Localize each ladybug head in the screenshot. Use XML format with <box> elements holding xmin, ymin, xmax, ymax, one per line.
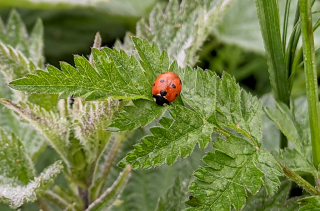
<box><xmin>153</xmin><ymin>94</ymin><xmax>169</xmax><ymax>106</ymax></box>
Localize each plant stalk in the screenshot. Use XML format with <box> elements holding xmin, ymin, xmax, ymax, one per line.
<box><xmin>278</xmin><ymin>161</ymin><xmax>320</xmax><ymax>195</ymax></box>
<box><xmin>299</xmin><ymin>0</ymin><xmax>320</xmax><ymax>167</ymax></box>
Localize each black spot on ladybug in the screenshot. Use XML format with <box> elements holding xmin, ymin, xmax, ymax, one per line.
<box><xmin>180</xmin><ymin>80</ymin><xmax>182</xmax><ymax>84</ymax></box>
<box><xmin>160</xmin><ymin>90</ymin><xmax>167</xmax><ymax>96</ymax></box>
<box><xmin>189</xmin><ymin>195</ymin><xmax>193</xmax><ymax>200</ymax></box>
<box><xmin>160</xmin><ymin>80</ymin><xmax>164</xmax><ymax>83</ymax></box>
<box><xmin>153</xmin><ymin>83</ymin><xmax>155</xmax><ymax>86</ymax></box>
<box><xmin>172</xmin><ymin>84</ymin><xmax>176</xmax><ymax>88</ymax></box>
<box><xmin>175</xmin><ymin>94</ymin><xmax>178</xmax><ymax>97</ymax></box>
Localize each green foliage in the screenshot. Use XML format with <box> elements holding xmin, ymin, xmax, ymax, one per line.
<box><xmin>0</xmin><ymin>160</ymin><xmax>63</xmax><ymax>209</ymax></box>
<box><xmin>2</xmin><ymin>0</ymin><xmax>320</xmax><ymax>209</ymax></box>
<box><xmin>299</xmin><ymin>196</ymin><xmax>320</xmax><ymax>211</ymax></box>
<box><xmin>86</xmin><ymin>165</ymin><xmax>131</xmax><ymax>211</ymax></box>
<box><xmin>107</xmin><ymin>99</ymin><xmax>167</xmax><ymax>132</ymax></box>
<box><xmin>123</xmin><ymin>0</ymin><xmax>236</xmax><ymax>67</ymax></box>
<box><xmin>0</xmin><ymin>99</ymin><xmax>71</xmax><ymax>166</ymax></box>
<box><xmin>0</xmin><ymin>127</ymin><xmax>35</xmax><ymax>185</ymax></box>
<box><xmin>155</xmin><ymin>176</ymin><xmax>186</xmax><ymax>211</ymax></box>
<box><xmin>241</xmin><ymin>180</ymin><xmax>299</xmax><ymax>211</ymax></box>
<box><xmin>119</xmin><ymin>105</ymin><xmax>213</xmax><ymax>169</ymax></box>
<box><xmin>264</xmin><ymin>102</ymin><xmax>313</xmax><ymax>163</ymax></box>
<box><xmin>255</xmin><ymin>0</ymin><xmax>290</xmax><ymax>106</ymax></box>
<box><xmin>186</xmin><ymin>136</ymin><xmax>282</xmax><ymax>210</ymax></box>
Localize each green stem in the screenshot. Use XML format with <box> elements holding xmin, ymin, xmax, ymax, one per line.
<box><xmin>299</xmin><ymin>0</ymin><xmax>320</xmax><ymax>167</ymax></box>
<box><xmin>278</xmin><ymin>161</ymin><xmax>320</xmax><ymax>195</ymax></box>
<box><xmin>43</xmin><ymin>191</ymin><xmax>71</xmax><ymax>210</ymax></box>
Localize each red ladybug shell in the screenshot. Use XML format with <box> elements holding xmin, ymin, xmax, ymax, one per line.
<box><xmin>152</xmin><ymin>72</ymin><xmax>182</xmax><ymax>106</ymax></box>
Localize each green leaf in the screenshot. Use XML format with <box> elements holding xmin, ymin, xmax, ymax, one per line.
<box><xmin>254</xmin><ymin>0</ymin><xmax>290</xmax><ymax>105</ymax></box>
<box><xmin>0</xmin><ymin>72</ymin><xmax>46</xmax><ymax>160</ymax></box>
<box><xmin>0</xmin><ymin>99</ymin><xmax>71</xmax><ymax>166</ymax></box>
<box><xmin>29</xmin><ymin>18</ymin><xmax>44</xmax><ymax>68</ymax></box>
<box><xmin>107</xmin><ymin>99</ymin><xmax>167</xmax><ymax>132</ymax></box>
<box><xmin>155</xmin><ymin>176</ymin><xmax>186</xmax><ymax>211</ymax></box>
<box><xmin>9</xmin><ymin>37</ymin><xmax>168</xmax><ymax>101</ymax></box>
<box><xmin>299</xmin><ymin>196</ymin><xmax>320</xmax><ymax>211</ymax></box>
<box><xmin>132</xmin><ymin>0</ymin><xmax>236</xmax><ymax>66</ymax></box>
<box><xmin>109</xmin><ymin>128</ymin><xmax>208</xmax><ymax>211</ymax></box>
<box><xmin>273</xmin><ymin>148</ymin><xmax>317</xmax><ymax>177</ymax></box>
<box><xmin>0</xmin><ymin>160</ymin><xmax>63</xmax><ymax>209</ymax></box>
<box><xmin>86</xmin><ymin>165</ymin><xmax>131</xmax><ymax>211</ymax></box>
<box><xmin>177</xmin><ymin>67</ymin><xmax>216</xmax><ymax>122</ymax></box>
<box><xmin>0</xmin><ymin>127</ymin><xmax>35</xmax><ymax>184</ymax></box>
<box><xmin>4</xmin><ymin>10</ymin><xmax>28</xmax><ymax>57</ymax></box>
<box><xmin>119</xmin><ymin>105</ymin><xmax>213</xmax><ymax>169</ymax></box>
<box><xmin>0</xmin><ymin>42</ymin><xmax>34</xmax><ymax>80</ymax></box>
<box><xmin>241</xmin><ymin>180</ymin><xmax>299</xmax><ymax>211</ymax></box>
<box><xmin>216</xmin><ymin>73</ymin><xmax>262</xmax><ymax>146</ymax></box>
<box><xmin>74</xmin><ymin>99</ymin><xmax>121</xmax><ymax>163</ymax></box>
<box><xmin>264</xmin><ymin>102</ymin><xmax>312</xmax><ymax>162</ymax></box>
<box><xmin>186</xmin><ymin>135</ymin><xmax>282</xmax><ymax>210</ymax></box>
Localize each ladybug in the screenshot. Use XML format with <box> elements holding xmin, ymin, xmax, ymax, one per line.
<box><xmin>152</xmin><ymin>72</ymin><xmax>182</xmax><ymax>106</ymax></box>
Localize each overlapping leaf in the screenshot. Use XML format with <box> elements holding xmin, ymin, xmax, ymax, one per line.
<box><xmin>122</xmin><ymin>0</ymin><xmax>236</xmax><ymax>67</ymax></box>
<box><xmin>0</xmin><ymin>160</ymin><xmax>63</xmax><ymax>209</ymax></box>
<box><xmin>273</xmin><ymin>148</ymin><xmax>317</xmax><ymax>177</ymax></box>
<box><xmin>0</xmin><ymin>10</ymin><xmax>44</xmax><ymax>70</ymax></box>
<box><xmin>119</xmin><ymin>105</ymin><xmax>213</xmax><ymax>169</ymax></box>
<box><xmin>9</xmin><ymin>37</ymin><xmax>170</xmax><ymax>101</ymax></box>
<box><xmin>264</xmin><ymin>102</ymin><xmax>312</xmax><ymax>162</ymax></box>
<box><xmin>186</xmin><ymin>135</ymin><xmax>282</xmax><ymax>210</ymax></box>
<box><xmin>74</xmin><ymin>99</ymin><xmax>122</xmax><ymax>162</ymax></box>
<box><xmin>241</xmin><ymin>180</ymin><xmax>299</xmax><ymax>211</ymax></box>
<box><xmin>155</xmin><ymin>176</ymin><xmax>186</xmax><ymax>211</ymax></box>
<box><xmin>299</xmin><ymin>196</ymin><xmax>320</xmax><ymax>211</ymax></box>
<box><xmin>107</xmin><ymin>99</ymin><xmax>167</xmax><ymax>132</ymax></box>
<box><xmin>0</xmin><ymin>99</ymin><xmax>71</xmax><ymax>166</ymax></box>
<box><xmin>0</xmin><ymin>127</ymin><xmax>34</xmax><ymax>185</ymax></box>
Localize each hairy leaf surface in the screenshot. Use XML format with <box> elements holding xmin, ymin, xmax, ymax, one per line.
<box><xmin>119</xmin><ymin>106</ymin><xmax>213</xmax><ymax>169</ymax></box>
<box><xmin>0</xmin><ymin>99</ymin><xmax>71</xmax><ymax>166</ymax></box>
<box><xmin>0</xmin><ymin>160</ymin><xmax>62</xmax><ymax>209</ymax></box>
<box><xmin>299</xmin><ymin>196</ymin><xmax>320</xmax><ymax>211</ymax></box>
<box><xmin>186</xmin><ymin>135</ymin><xmax>282</xmax><ymax>210</ymax></box>
<box><xmin>0</xmin><ymin>128</ymin><xmax>35</xmax><ymax>185</ymax></box>
<box><xmin>241</xmin><ymin>180</ymin><xmax>299</xmax><ymax>211</ymax></box>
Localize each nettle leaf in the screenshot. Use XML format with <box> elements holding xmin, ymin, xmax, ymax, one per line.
<box><xmin>299</xmin><ymin>196</ymin><xmax>320</xmax><ymax>211</ymax></box>
<box><xmin>0</xmin><ymin>99</ymin><xmax>71</xmax><ymax>166</ymax></box>
<box><xmin>0</xmin><ymin>160</ymin><xmax>63</xmax><ymax>209</ymax></box>
<box><xmin>155</xmin><ymin>176</ymin><xmax>186</xmax><ymax>211</ymax></box>
<box><xmin>186</xmin><ymin>135</ymin><xmax>282</xmax><ymax>210</ymax></box>
<box><xmin>0</xmin><ymin>42</ymin><xmax>36</xmax><ymax>80</ymax></box>
<box><xmin>0</xmin><ymin>127</ymin><xmax>35</xmax><ymax>185</ymax></box>
<box><xmin>119</xmin><ymin>105</ymin><xmax>213</xmax><ymax>169</ymax></box>
<box><xmin>0</xmin><ymin>10</ymin><xmax>44</xmax><ymax>64</ymax></box>
<box><xmin>264</xmin><ymin>102</ymin><xmax>312</xmax><ymax>162</ymax></box>
<box><xmin>107</xmin><ymin>99</ymin><xmax>167</xmax><ymax>132</ymax></box>
<box><xmin>273</xmin><ymin>148</ymin><xmax>317</xmax><ymax>177</ymax></box>
<box><xmin>241</xmin><ymin>180</ymin><xmax>299</xmax><ymax>211</ymax></box>
<box><xmin>0</xmin><ymin>72</ymin><xmax>46</xmax><ymax>160</ymax></box>
<box><xmin>9</xmin><ymin>37</ymin><xmax>172</xmax><ymax>101</ymax></box>
<box><xmin>216</xmin><ymin>73</ymin><xmax>262</xmax><ymax>146</ymax></box>
<box><xmin>127</xmin><ymin>0</ymin><xmax>236</xmax><ymax>67</ymax></box>
<box><xmin>74</xmin><ymin>99</ymin><xmax>122</xmax><ymax>162</ymax></box>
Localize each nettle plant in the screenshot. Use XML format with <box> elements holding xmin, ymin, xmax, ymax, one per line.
<box><xmin>1</xmin><ymin>0</ymin><xmax>320</xmax><ymax>210</ymax></box>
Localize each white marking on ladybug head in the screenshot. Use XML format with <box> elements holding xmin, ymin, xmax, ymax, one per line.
<box><xmin>153</xmin><ymin>98</ymin><xmax>156</xmax><ymax>102</ymax></box>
